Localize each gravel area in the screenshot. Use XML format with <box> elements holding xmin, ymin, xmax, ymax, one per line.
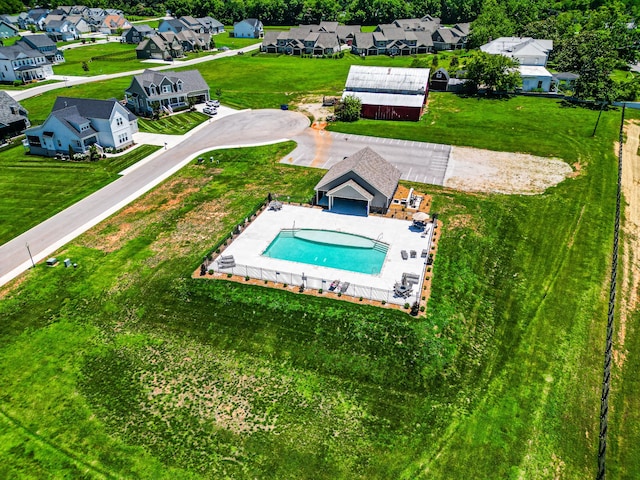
<box><xmin>444</xmin><ymin>146</ymin><xmax>573</xmax><ymax>194</ymax></box>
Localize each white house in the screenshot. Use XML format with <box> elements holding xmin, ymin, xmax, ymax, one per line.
<box><xmin>518</xmin><ymin>66</ymin><xmax>553</xmax><ymax>92</ymax></box>
<box><xmin>233</xmin><ymin>18</ymin><xmax>264</xmax><ymax>38</ymax></box>
<box><xmin>480</xmin><ymin>37</ymin><xmax>553</xmax><ymax>66</ymax></box>
<box><xmin>0</xmin><ymin>44</ymin><xmax>53</xmax><ymax>83</ymax></box>
<box><xmin>24</xmin><ymin>97</ymin><xmax>138</xmax><ymax>157</ymax></box>
<box><xmin>45</xmin><ymin>19</ymin><xmax>80</xmax><ymax>41</ymax></box>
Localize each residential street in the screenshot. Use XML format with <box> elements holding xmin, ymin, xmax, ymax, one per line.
<box><xmin>0</xmin><ymin>109</ymin><xmax>309</xmax><ymax>286</ymax></box>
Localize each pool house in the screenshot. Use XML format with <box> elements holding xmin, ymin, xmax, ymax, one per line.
<box><xmin>314</xmin><ymin>147</ymin><xmax>401</xmax><ymax>216</ymax></box>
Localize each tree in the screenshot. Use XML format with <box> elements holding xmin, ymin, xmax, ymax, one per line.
<box><xmin>554</xmin><ymin>31</ymin><xmax>618</xmax><ymax>102</ymax></box>
<box><xmin>465</xmin><ymin>52</ymin><xmax>521</xmax><ymax>94</ymax></box>
<box><xmin>81</xmin><ymin>61</ymin><xmax>89</xmax><ymax>72</ymax></box>
<box><xmin>336</xmin><ymin>95</ymin><xmax>361</xmax><ymax>122</ymax></box>
<box><xmin>468</xmin><ymin>0</ymin><xmax>515</xmax><ymax>48</ymax></box>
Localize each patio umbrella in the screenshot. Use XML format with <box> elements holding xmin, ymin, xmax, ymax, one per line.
<box><xmin>412</xmin><ymin>212</ymin><xmax>429</xmax><ymax>222</ymax></box>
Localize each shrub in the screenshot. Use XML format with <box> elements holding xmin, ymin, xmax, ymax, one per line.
<box><xmin>264</xmin><ymin>280</ymin><xmax>268</xmax><ymax>284</ymax></box>
<box><xmin>245</xmin><ymin>276</ymin><xmax>250</xmax><ymax>281</ymax></box>
<box><xmin>404</xmin><ymin>303</ymin><xmax>410</xmax><ymax>309</ymax></box>
<box><xmin>359</xmin><ymin>296</ymin><xmax>363</xmax><ymax>301</ymax></box>
<box><xmin>381</xmin><ymin>300</ymin><xmax>386</xmax><ymax>305</ymax></box>
<box><xmin>226</xmin><ymin>273</ymin><xmax>232</xmax><ymax>278</ymax></box>
<box><xmin>208</xmin><ymin>269</ymin><xmax>213</xmax><ymax>275</ymax></box>
<box><xmin>318</xmin><ymin>288</ymin><xmax>323</xmax><ymax>294</ymax></box>
<box><xmin>420</xmin><ymin>306</ymin><xmax>425</xmax><ymax>312</ymax></box>
<box><xmin>283</xmin><ymin>283</ymin><xmax>288</xmax><ymax>288</ymax></box>
<box><xmin>337</xmin><ymin>292</ymin><xmax>342</xmax><ymax>297</ymax></box>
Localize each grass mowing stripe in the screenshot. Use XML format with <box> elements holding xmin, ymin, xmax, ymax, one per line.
<box><xmin>0</xmin><ymin>409</ymin><xmax>115</xmax><ymax>479</ymax></box>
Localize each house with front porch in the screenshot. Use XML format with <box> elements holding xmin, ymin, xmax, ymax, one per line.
<box><xmin>125</xmin><ymin>69</ymin><xmax>210</xmax><ymax>116</ymax></box>
<box><xmin>0</xmin><ymin>44</ymin><xmax>53</xmax><ymax>83</ymax></box>
<box><xmin>24</xmin><ymin>96</ymin><xmax>138</xmax><ymax>157</ymax></box>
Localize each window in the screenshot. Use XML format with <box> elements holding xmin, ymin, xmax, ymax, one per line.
<box><xmin>116</xmin><ymin>117</ymin><xmax>123</xmax><ymax>126</ymax></box>
<box><xmin>537</xmin><ymin>80</ymin><xmax>543</xmax><ymax>89</ymax></box>
<box><xmin>162</xmin><ymin>84</ymin><xmax>171</xmax><ymax>93</ymax></box>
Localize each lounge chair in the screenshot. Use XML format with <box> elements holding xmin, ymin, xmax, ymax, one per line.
<box><xmin>329</xmin><ymin>279</ymin><xmax>340</xmax><ymax>291</ymax></box>
<box><xmin>340</xmin><ymin>282</ymin><xmax>350</xmax><ymax>293</ymax></box>
<box><xmin>410</xmin><ymin>250</ymin><xmax>417</xmax><ymax>258</ymax></box>
<box><xmin>421</xmin><ymin>249</ymin><xmax>428</xmax><ymax>258</ymax></box>
<box><xmin>401</xmin><ymin>250</ymin><xmax>408</xmax><ymax>260</ymax></box>
<box><xmin>403</xmin><ymin>273</ymin><xmax>420</xmax><ymax>285</ymax></box>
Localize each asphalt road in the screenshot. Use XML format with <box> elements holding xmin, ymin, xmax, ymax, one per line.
<box><xmin>0</xmin><ymin>109</ymin><xmax>310</xmax><ymax>286</ymax></box>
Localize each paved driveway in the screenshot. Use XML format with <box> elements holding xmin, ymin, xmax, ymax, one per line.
<box><xmin>284</xmin><ymin>129</ymin><xmax>451</xmax><ymax>186</ymax></box>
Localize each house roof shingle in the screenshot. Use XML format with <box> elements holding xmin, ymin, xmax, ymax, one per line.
<box><xmin>316</xmin><ymin>147</ymin><xmax>401</xmax><ymax>200</ymax></box>
<box><xmin>0</xmin><ymin>91</ymin><xmax>28</xmax><ymax>127</ymax></box>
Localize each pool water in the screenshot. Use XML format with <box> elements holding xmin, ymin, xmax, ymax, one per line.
<box><xmin>263</xmin><ymin>229</ymin><xmax>388</xmax><ymax>274</ymax></box>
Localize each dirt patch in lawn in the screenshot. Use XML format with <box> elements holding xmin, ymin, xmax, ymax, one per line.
<box><xmin>79</xmin><ymin>175</ymin><xmax>214</xmax><ymax>253</ymax></box>
<box><xmin>445</xmin><ymin>146</ymin><xmax>573</xmax><ymax>195</ymax></box>
<box><xmin>295</xmin><ymin>95</ymin><xmax>335</xmax><ymax>123</ymax></box>
<box><xmin>614</xmin><ymin>120</ymin><xmax>640</xmax><ymax>368</ymax></box>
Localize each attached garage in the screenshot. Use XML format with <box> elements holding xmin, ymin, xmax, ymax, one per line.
<box><xmin>315</xmin><ymin>147</ymin><xmax>401</xmax><ymax>216</ymax></box>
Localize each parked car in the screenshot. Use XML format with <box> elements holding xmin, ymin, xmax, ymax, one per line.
<box><xmin>206</xmin><ymin>99</ymin><xmax>220</xmax><ymax>108</ymax></box>
<box><xmin>203</xmin><ymin>107</ymin><xmax>217</xmax><ymax>115</ymax></box>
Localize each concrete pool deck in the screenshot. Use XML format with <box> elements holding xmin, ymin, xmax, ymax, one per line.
<box><xmin>214</xmin><ymin>205</ymin><xmax>435</xmax><ymax>305</ymax></box>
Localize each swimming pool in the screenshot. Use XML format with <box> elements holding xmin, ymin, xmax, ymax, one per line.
<box><xmin>262</xmin><ymin>229</ymin><xmax>388</xmax><ymax>274</ymax></box>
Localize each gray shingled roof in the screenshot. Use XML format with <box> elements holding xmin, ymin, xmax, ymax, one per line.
<box><xmin>52</xmin><ymin>96</ymin><xmax>121</xmax><ymax>119</ymax></box>
<box><xmin>51</xmin><ymin>105</ymin><xmax>98</xmax><ymax>138</ymax></box>
<box><xmin>0</xmin><ymin>44</ymin><xmax>44</xmax><ymax>61</ymax></box>
<box><xmin>19</xmin><ymin>34</ymin><xmax>56</xmax><ymax>48</ymax></box>
<box><xmin>132</xmin><ymin>69</ymin><xmax>209</xmax><ymax>96</ymax></box>
<box><xmin>353</xmin><ymin>32</ymin><xmax>374</xmax><ymax>48</ymax></box>
<box><xmin>315</xmin><ymin>147</ymin><xmax>401</xmax><ymax>199</ymax></box>
<box><xmin>261</xmin><ymin>30</ymin><xmax>279</xmax><ymax>46</ymax></box>
<box><xmin>0</xmin><ymin>91</ymin><xmax>28</xmax><ymax>127</ymax></box>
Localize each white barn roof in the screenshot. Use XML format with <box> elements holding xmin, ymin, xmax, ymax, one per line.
<box><xmin>344</xmin><ymin>65</ymin><xmax>430</xmax><ymax>94</ymax></box>
<box><xmin>342</xmin><ymin>91</ymin><xmax>425</xmax><ymax>108</ymax></box>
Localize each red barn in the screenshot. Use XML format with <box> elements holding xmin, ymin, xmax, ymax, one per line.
<box><xmin>341</xmin><ymin>65</ymin><xmax>430</xmax><ymax>122</ymax></box>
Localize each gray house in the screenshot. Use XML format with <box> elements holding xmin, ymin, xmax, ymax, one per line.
<box><xmin>125</xmin><ymin>69</ymin><xmax>210</xmax><ymax>116</ymax></box>
<box><xmin>315</xmin><ymin>147</ymin><xmax>401</xmax><ymax>216</ymax></box>
<box><xmin>123</xmin><ymin>24</ymin><xmax>155</xmax><ymax>44</ymax></box>
<box><xmin>0</xmin><ymin>91</ymin><xmax>30</xmax><ymax>138</ymax></box>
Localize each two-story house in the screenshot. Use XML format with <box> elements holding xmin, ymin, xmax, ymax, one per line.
<box><xmin>0</xmin><ymin>44</ymin><xmax>53</xmax><ymax>83</ymax></box>
<box><xmin>24</xmin><ymin>97</ymin><xmax>138</xmax><ymax>157</ymax></box>
<box><xmin>125</xmin><ymin>69</ymin><xmax>210</xmax><ymax>116</ymax></box>
<box><xmin>233</xmin><ymin>18</ymin><xmax>264</xmax><ymax>38</ymax></box>
<box><xmin>17</xmin><ymin>35</ymin><xmax>65</xmax><ymax>64</ymax></box>
<box><xmin>123</xmin><ymin>24</ymin><xmax>155</xmax><ymax>44</ymax></box>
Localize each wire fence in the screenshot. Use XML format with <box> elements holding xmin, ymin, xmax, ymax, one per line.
<box><xmin>209</xmin><ymin>263</ymin><xmax>421</xmax><ymax>306</ymax></box>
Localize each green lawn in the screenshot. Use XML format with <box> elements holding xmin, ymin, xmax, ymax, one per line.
<box><xmin>214</xmin><ymin>30</ymin><xmax>263</xmax><ymax>50</ymax></box>
<box><xmin>137</xmin><ymin>111</ymin><xmax>209</xmax><ymax>134</ymax></box>
<box><xmin>0</xmin><ymin>96</ymin><xmax>639</xmax><ymax>479</ymax></box>
<box><xmin>53</xmin><ymin>42</ymin><xmax>149</xmax><ymax>77</ymax></box>
<box><xmin>0</xmin><ymin>143</ymin><xmax>160</xmax><ymax>244</ymax></box>
<box><xmin>20</xmin><ymin>53</ymin><xmax>424</xmax><ymax>120</ymax></box>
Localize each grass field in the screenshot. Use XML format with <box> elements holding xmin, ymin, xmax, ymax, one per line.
<box><xmin>214</xmin><ymin>31</ymin><xmax>263</xmax><ymax>50</ymax></box>
<box><xmin>0</xmin><ymin>144</ymin><xmax>160</xmax><ymax>244</ymax></box>
<box><xmin>53</xmin><ymin>42</ymin><xmax>149</xmax><ymax>77</ymax></box>
<box><xmin>137</xmin><ymin>111</ymin><xmax>209</xmax><ymax>134</ymax></box>
<box><xmin>1</xmin><ymin>91</ymin><xmax>639</xmax><ymax>479</ymax></box>
<box><xmin>19</xmin><ymin>52</ymin><xmax>422</xmax><ymax>118</ymax></box>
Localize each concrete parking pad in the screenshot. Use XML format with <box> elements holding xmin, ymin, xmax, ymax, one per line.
<box><xmin>283</xmin><ymin>129</ymin><xmax>451</xmax><ymax>186</ymax></box>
